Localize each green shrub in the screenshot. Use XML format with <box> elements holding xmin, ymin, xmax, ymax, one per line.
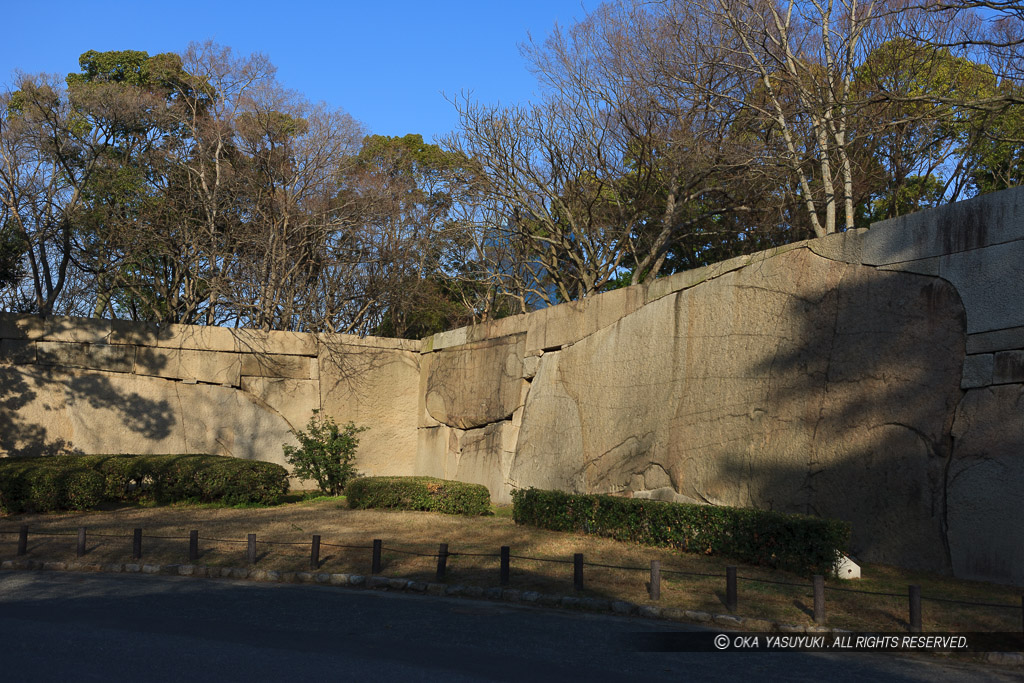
<box><xmin>511</xmin><ymin>488</ymin><xmax>850</xmax><ymax>576</ymax></box>
<box><xmin>283</xmin><ymin>412</ymin><xmax>367</xmax><ymax>496</ymax></box>
<box><xmin>0</xmin><ymin>454</ymin><xmax>289</xmax><ymax>512</ymax></box>
<box><xmin>0</xmin><ymin>457</ymin><xmax>105</xmax><ymax>513</ymax></box>
<box><xmin>347</xmin><ymin>476</ymin><xmax>491</xmax><ymax>516</ymax></box>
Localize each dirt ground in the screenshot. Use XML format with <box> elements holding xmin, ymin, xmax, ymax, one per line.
<box><xmin>2</xmin><ymin>497</ymin><xmax>1021</xmax><ymax>634</ymax></box>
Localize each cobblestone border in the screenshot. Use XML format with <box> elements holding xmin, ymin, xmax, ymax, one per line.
<box><xmin>2</xmin><ymin>557</ymin><xmax>1020</xmax><ymax>668</ymax></box>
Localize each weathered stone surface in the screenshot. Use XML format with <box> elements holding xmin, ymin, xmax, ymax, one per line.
<box><xmin>0</xmin><ymin>339</ymin><xmax>35</xmax><ymax>365</ymax></box>
<box><xmin>319</xmin><ymin>345</ymin><xmax>419</xmax><ymax>477</ymax></box>
<box><xmin>239</xmin><ymin>377</ymin><xmax>320</xmax><ymax>431</ymax></box>
<box><xmin>465</xmin><ymin>313</ymin><xmax>530</xmax><ymax>344</ymax></box>
<box><xmin>176</xmin><ymin>382</ymin><xmax>296</xmax><ymax>466</ymax></box>
<box><xmin>864</xmin><ymin>185</ymin><xmax>1024</xmax><ymax>264</ymax></box>
<box><xmin>234</xmin><ymin>328</ymin><xmax>318</xmax><ymax>356</ymax></box>
<box><xmin>881</xmin><ymin>239</ymin><xmax>1024</xmax><ymax>334</ymax></box>
<box><xmin>0</xmin><ymin>314</ymin><xmax>112</xmax><ymax>343</ymax></box>
<box><xmin>643</xmin><ymin>245</ymin><xmax>807</xmax><ymax>305</ymax></box>
<box><xmin>0</xmin><ymin>313</ymin><xmax>47</xmax><ymax>341</ymax></box>
<box><xmin>240</xmin><ymin>354</ymin><xmax>315</xmax><ymax>380</ymax></box>
<box><xmin>417</xmin><ymin>353</ymin><xmax>440</xmax><ymax>428</ymax></box>
<box><xmin>994</xmin><ymin>350</ymin><xmax>1024</xmax><ymax>384</ymax></box>
<box><xmin>510</xmin><ymin>249</ymin><xmax>966</xmax><ymax>571</ymax></box>
<box><xmin>0</xmin><ymin>365</ymin><xmax>295</xmax><ymax>465</ymax></box>
<box><xmin>949</xmin><ymin>385</ymin><xmax>1024</xmax><ymax>585</ymax></box>
<box><xmin>36</xmin><ymin>342</ymin><xmax>135</xmax><ymax>373</ymax></box>
<box><xmin>415</xmin><ymin>425</ymin><xmax>449</xmax><ymax>478</ymax></box>
<box><xmin>132</xmin><ymin>347</ymin><xmax>241</xmax><ymax>386</ymax></box>
<box><xmin>321</xmin><ymin>333</ymin><xmax>420</xmax><ymax>352</ymax></box>
<box><xmin>526</xmin><ymin>285</ymin><xmax>645</xmax><ymax>353</ymax></box>
<box><xmin>109</xmin><ymin>320</ymin><xmax>239</xmax><ymax>351</ymax></box>
<box><xmin>805</xmin><ymin>229</ymin><xmax>867</xmax><ymax>264</ymax></box>
<box><xmin>427</xmin><ymin>326</ymin><xmax>468</xmax><ymax>351</ymax></box>
<box><xmin>967</xmin><ymin>326</ymin><xmax>1024</xmax><ymax>354</ymax></box>
<box><xmin>522</xmin><ymin>355</ymin><xmax>540</xmax><ymax>380</ymax></box>
<box><xmin>424</xmin><ymin>335</ymin><xmax>525</xmax><ymax>429</ymax></box>
<box><xmin>961</xmin><ymin>354</ymin><xmax>995</xmax><ymax>389</ymax></box>
<box><xmin>442</xmin><ymin>421</ymin><xmax>518</xmax><ymax>504</ymax></box>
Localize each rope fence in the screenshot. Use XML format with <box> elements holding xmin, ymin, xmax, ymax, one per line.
<box><xmin>2</xmin><ymin>524</ymin><xmax>1021</xmax><ymax>631</ymax></box>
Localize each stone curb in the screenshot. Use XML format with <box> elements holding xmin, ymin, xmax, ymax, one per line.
<box><xmin>1</xmin><ymin>558</ymin><xmax>1020</xmax><ymax>668</ymax></box>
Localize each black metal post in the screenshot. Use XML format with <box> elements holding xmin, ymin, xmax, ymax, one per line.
<box><xmin>813</xmin><ymin>575</ymin><xmax>826</xmax><ymax>625</ymax></box>
<box><xmin>77</xmin><ymin>527</ymin><xmax>86</xmax><ymax>558</ymax></box>
<box><xmin>500</xmin><ymin>546</ymin><xmax>510</xmax><ymax>586</ymax></box>
<box><xmin>371</xmin><ymin>539</ymin><xmax>382</xmax><ymax>574</ymax></box>
<box><xmin>573</xmin><ymin>553</ymin><xmax>584</xmax><ymax>592</ymax></box>
<box><xmin>17</xmin><ymin>524</ymin><xmax>27</xmax><ymax>556</ymax></box>
<box><xmin>188</xmin><ymin>530</ymin><xmax>199</xmax><ymax>562</ymax></box>
<box><xmin>726</xmin><ymin>566</ymin><xmax>737</xmax><ymax>612</ymax></box>
<box><xmin>247</xmin><ymin>533</ymin><xmax>257</xmax><ymax>565</ymax></box>
<box><xmin>436</xmin><ymin>543</ymin><xmax>449</xmax><ymax>581</ymax></box>
<box><xmin>132</xmin><ymin>528</ymin><xmax>142</xmax><ymax>560</ymax></box>
<box><xmin>311</xmin><ymin>535</ymin><xmax>321</xmax><ymax>571</ymax></box>
<box><xmin>649</xmin><ymin>560</ymin><xmax>661</xmax><ymax>601</ymax></box>
<box><xmin>909</xmin><ymin>585</ymin><xmax>922</xmax><ymax>633</ymax></box>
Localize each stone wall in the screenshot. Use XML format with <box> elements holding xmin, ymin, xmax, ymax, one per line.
<box><xmin>415</xmin><ymin>187</ymin><xmax>1024</xmax><ymax>586</ymax></box>
<box><xmin>3</xmin><ymin>187</ymin><xmax>1022</xmax><ymax>585</ymax></box>
<box><xmin>0</xmin><ymin>317</ymin><xmax>421</xmax><ymax>478</ymax></box>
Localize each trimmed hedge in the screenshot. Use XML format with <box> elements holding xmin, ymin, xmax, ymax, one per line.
<box><xmin>511</xmin><ymin>488</ymin><xmax>850</xmax><ymax>576</ymax></box>
<box><xmin>0</xmin><ymin>454</ymin><xmax>290</xmax><ymax>513</ymax></box>
<box><xmin>347</xmin><ymin>476</ymin><xmax>491</xmax><ymax>516</ymax></box>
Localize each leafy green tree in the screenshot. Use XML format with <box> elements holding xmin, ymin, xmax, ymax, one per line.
<box><xmin>346</xmin><ymin>134</ymin><xmax>478</xmax><ymax>337</ymax></box>
<box><xmin>283</xmin><ymin>412</ymin><xmax>367</xmax><ymax>496</ymax></box>
<box><xmin>851</xmin><ymin>39</ymin><xmax>997</xmax><ymax>224</ymax></box>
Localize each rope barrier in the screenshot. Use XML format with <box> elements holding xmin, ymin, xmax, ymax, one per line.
<box><xmin>507</xmin><ymin>554</ymin><xmax>574</xmax><ymax>565</ymax></box>
<box><xmin>380</xmin><ymin>546</ymin><xmax>437</xmax><ymax>558</ymax></box>
<box><xmin>3</xmin><ymin>527</ymin><xmax>1019</xmax><ymax>612</ymax></box>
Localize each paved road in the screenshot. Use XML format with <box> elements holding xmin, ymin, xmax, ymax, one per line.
<box><xmin>0</xmin><ymin>572</ymin><xmax>1016</xmax><ymax>682</ymax></box>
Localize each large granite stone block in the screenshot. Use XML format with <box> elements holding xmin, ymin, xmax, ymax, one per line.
<box><xmin>239</xmin><ymin>377</ymin><xmax>320</xmax><ymax>431</ymax></box>
<box><xmin>240</xmin><ymin>354</ymin><xmax>315</xmax><ymax>380</ymax></box>
<box><xmin>949</xmin><ymin>385</ymin><xmax>1024</xmax><ymax>585</ymax></box>
<box><xmin>319</xmin><ymin>346</ymin><xmax>420</xmax><ymax>477</ymax></box>
<box><xmin>510</xmin><ymin>249</ymin><xmax>966</xmax><ymax>571</ymax></box>
<box><xmin>881</xmin><ymin>240</ymin><xmax>1024</xmax><ymax>334</ymax></box>
<box><xmin>863</xmin><ymin>185</ymin><xmax>1024</xmax><ymax>264</ymax></box>
<box><xmin>133</xmin><ymin>348</ymin><xmax>241</xmax><ymax>386</ymax></box>
<box><xmin>36</xmin><ymin>342</ymin><xmax>135</xmax><ymax>373</ymax></box>
<box><xmin>424</xmin><ymin>335</ymin><xmax>525</xmax><ymax>429</ymax></box>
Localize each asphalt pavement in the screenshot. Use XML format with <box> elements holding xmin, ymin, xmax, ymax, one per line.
<box><xmin>0</xmin><ymin>571</ymin><xmax>1017</xmax><ymax>682</ymax></box>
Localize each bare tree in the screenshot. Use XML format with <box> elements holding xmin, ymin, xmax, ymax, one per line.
<box><xmin>447</xmin><ymin>3</ymin><xmax>760</xmax><ymax>304</ymax></box>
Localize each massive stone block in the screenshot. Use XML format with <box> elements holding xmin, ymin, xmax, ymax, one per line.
<box><xmin>133</xmin><ymin>348</ymin><xmax>242</xmax><ymax>387</ymax></box>
<box><xmin>108</xmin><ymin>319</ymin><xmax>239</xmax><ymax>351</ymax></box>
<box><xmin>509</xmin><ymin>248</ymin><xmax>966</xmax><ymax>570</ymax></box>
<box><xmin>880</xmin><ymin>240</ymin><xmax>1024</xmax><ymax>334</ymax></box>
<box><xmin>239</xmin><ymin>377</ymin><xmax>321</xmax><ymax>431</ymax></box>
<box><xmin>949</xmin><ymin>385</ymin><xmax>1024</xmax><ymax>585</ymax></box>
<box><xmin>36</xmin><ymin>342</ymin><xmax>135</xmax><ymax>374</ymax></box>
<box><xmin>448</xmin><ymin>422</ymin><xmax>517</xmax><ymax>505</ymax></box>
<box><xmin>319</xmin><ymin>344</ymin><xmax>420</xmax><ymax>477</ymax></box>
<box><xmin>423</xmin><ymin>335</ymin><xmax>525</xmax><ymax>429</ymax></box>
<box><xmin>0</xmin><ymin>365</ymin><xmax>295</xmax><ymax>466</ymax></box>
<box><xmin>863</xmin><ymin>185</ymin><xmax>1024</xmax><ymax>264</ymax></box>
<box><xmin>525</xmin><ymin>286</ymin><xmax>646</xmax><ymax>353</ymax></box>
<box><xmin>240</xmin><ymin>353</ymin><xmax>316</xmax><ymax>380</ymax></box>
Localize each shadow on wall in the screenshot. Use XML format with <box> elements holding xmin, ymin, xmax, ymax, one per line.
<box><xmin>0</xmin><ymin>319</ymin><xmax>174</xmax><ymax>458</ymax></box>
<box><xmin>669</xmin><ymin>255</ymin><xmax>967</xmax><ymax>574</ymax></box>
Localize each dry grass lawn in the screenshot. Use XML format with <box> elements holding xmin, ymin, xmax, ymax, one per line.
<box><xmin>2</xmin><ymin>496</ymin><xmax>1021</xmax><ymax>635</ymax></box>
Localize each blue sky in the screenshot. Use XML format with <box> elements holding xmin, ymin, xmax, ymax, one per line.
<box><xmin>2</xmin><ymin>0</ymin><xmax>591</xmax><ymax>142</ymax></box>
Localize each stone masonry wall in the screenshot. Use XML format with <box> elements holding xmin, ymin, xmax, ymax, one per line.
<box><xmin>415</xmin><ymin>187</ymin><xmax>1024</xmax><ymax>586</ymax></box>
<box><xmin>0</xmin><ymin>317</ymin><xmax>421</xmax><ymax>478</ymax></box>
<box><xmin>2</xmin><ymin>187</ymin><xmax>1022</xmax><ymax>585</ymax></box>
